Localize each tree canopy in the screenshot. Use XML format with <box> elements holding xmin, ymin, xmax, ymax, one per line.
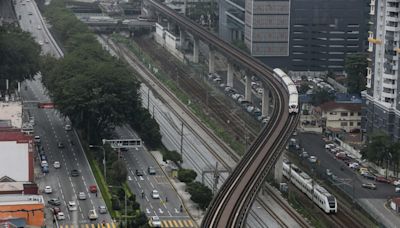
<box><xmin>361</xmin><ymin>133</ymin><xmax>400</xmax><ymax>176</ymax></box>
<box><xmin>186</xmin><ymin>181</ymin><xmax>213</xmax><ymax>210</ymax></box>
<box><xmin>0</xmin><ymin>24</ymin><xmax>41</xmax><ymax>89</ymax></box>
<box><xmin>311</xmin><ymin>89</ymin><xmax>335</xmax><ymax>106</ymax></box>
<box><xmin>345</xmin><ymin>53</ymin><xmax>367</xmax><ymax>94</ymax></box>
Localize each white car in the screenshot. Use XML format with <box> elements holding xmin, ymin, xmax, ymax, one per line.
<box><xmin>64</xmin><ymin>124</ymin><xmax>72</xmax><ymax>131</ymax></box>
<box><xmin>308</xmin><ymin>156</ymin><xmax>317</xmax><ymax>163</ymax></box>
<box><xmin>151</xmin><ymin>190</ymin><xmax>160</xmax><ymax>199</ymax></box>
<box><xmin>68</xmin><ymin>201</ymin><xmax>77</xmax><ymax>211</ymax></box>
<box><xmin>37</xmin><ymin>25</ymin><xmax>41</xmax><ymax>30</ymax></box>
<box><xmin>38</xmin><ymin>41</ymin><xmax>44</xmax><ymax>46</ymax></box>
<box><xmin>56</xmin><ymin>212</ymin><xmax>65</xmax><ymax>220</ymax></box>
<box><xmin>150</xmin><ymin>216</ymin><xmax>161</xmax><ymax>227</ymax></box>
<box><xmin>78</xmin><ymin>192</ymin><xmax>86</xmax><ymax>200</ymax></box>
<box><xmin>44</xmin><ymin>186</ymin><xmax>52</xmax><ymax>194</ymax></box>
<box><xmin>41</xmin><ymin>160</ymin><xmax>48</xmax><ymax>168</ymax></box>
<box><xmin>53</xmin><ymin>161</ymin><xmax>60</xmax><ymax>169</ymax></box>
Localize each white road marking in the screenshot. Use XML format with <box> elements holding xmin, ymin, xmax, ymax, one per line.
<box><xmin>167</xmin><ymin>211</ymin><xmax>172</xmax><ymax>216</ymax></box>
<box><xmin>137</xmin><ymin>182</ymin><xmax>142</xmax><ymax>188</ymax></box>
<box><xmin>158</xmin><ymin>208</ymin><xmax>163</xmax><ymax>214</ymax></box>
<box><xmin>146</xmin><ymin>208</ymin><xmax>151</xmax><ymax>214</ymax></box>
<box><xmin>175</xmin><ymin>208</ymin><xmax>179</xmax><ymax>213</ymax></box>
<box><xmin>140</xmin><ymin>176</ymin><xmax>144</xmax><ymax>181</ymax></box>
<box><xmin>149</xmin><ymin>182</ymin><xmax>154</xmax><ymax>188</ymax></box>
<box><xmin>128</xmin><ymin>176</ymin><xmax>132</xmax><ymax>181</ymax></box>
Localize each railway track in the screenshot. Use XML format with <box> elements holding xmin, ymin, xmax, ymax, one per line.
<box><xmin>135</xmin><ymin>37</ymin><xmax>259</xmax><ymax>144</ymax></box>
<box><xmin>110</xmin><ymin>39</ymin><xmax>300</xmax><ymax>227</ymax></box>
<box><xmin>145</xmin><ymin>1</ymin><xmax>300</xmax><ymax>227</ymax></box>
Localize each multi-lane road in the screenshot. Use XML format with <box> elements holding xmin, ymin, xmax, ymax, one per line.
<box><xmin>14</xmin><ymin>0</ymin><xmax>114</xmax><ymax>227</ymax></box>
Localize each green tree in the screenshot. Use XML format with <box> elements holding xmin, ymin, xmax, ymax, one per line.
<box><xmin>0</xmin><ymin>24</ymin><xmax>40</xmax><ymax>89</ymax></box>
<box><xmin>163</xmin><ymin>150</ymin><xmax>182</xmax><ymax>164</ymax></box>
<box><xmin>186</xmin><ymin>181</ymin><xmax>213</xmax><ymax>210</ymax></box>
<box><xmin>311</xmin><ymin>89</ymin><xmax>334</xmax><ymax>106</ymax></box>
<box><xmin>178</xmin><ymin>169</ymin><xmax>198</xmax><ymax>183</ymax></box>
<box><xmin>361</xmin><ymin>133</ymin><xmax>391</xmax><ymax>166</ymax></box>
<box><xmin>110</xmin><ymin>160</ymin><xmax>128</xmax><ymax>185</ymax></box>
<box><xmin>345</xmin><ymin>53</ymin><xmax>367</xmax><ymax>94</ymax></box>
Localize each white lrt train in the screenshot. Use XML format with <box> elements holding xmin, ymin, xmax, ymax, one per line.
<box><xmin>282</xmin><ymin>160</ymin><xmax>338</xmax><ymax>213</ymax></box>
<box><xmin>273</xmin><ymin>68</ymin><xmax>299</xmax><ymax>114</ymax></box>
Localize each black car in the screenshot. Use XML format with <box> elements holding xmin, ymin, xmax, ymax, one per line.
<box><xmin>48</xmin><ymin>198</ymin><xmax>61</xmax><ymax>206</ymax></box>
<box><xmin>71</xmin><ymin>169</ymin><xmax>79</xmax><ymax>177</ymax></box>
<box><xmin>135</xmin><ymin>169</ymin><xmax>144</xmax><ymax>176</ymax></box>
<box><xmin>57</xmin><ymin>142</ymin><xmax>65</xmax><ymax>148</ymax></box>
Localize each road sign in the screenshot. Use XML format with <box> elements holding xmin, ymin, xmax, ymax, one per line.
<box><xmin>102</xmin><ymin>139</ymin><xmax>142</xmax><ymax>149</ymax></box>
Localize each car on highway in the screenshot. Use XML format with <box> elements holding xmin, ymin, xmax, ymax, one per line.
<box><xmin>71</xmin><ymin>169</ymin><xmax>79</xmax><ymax>177</ymax></box>
<box><xmin>56</xmin><ymin>212</ymin><xmax>65</xmax><ymax>220</ymax></box>
<box><xmin>148</xmin><ymin>166</ymin><xmax>156</xmax><ymax>175</ymax></box>
<box><xmin>89</xmin><ymin>185</ymin><xmax>97</xmax><ymax>193</ymax></box>
<box><xmin>151</xmin><ymin>190</ymin><xmax>160</xmax><ymax>199</ymax></box>
<box><xmin>44</xmin><ymin>186</ymin><xmax>52</xmax><ymax>194</ymax></box>
<box><xmin>37</xmin><ymin>25</ymin><xmax>41</xmax><ymax>30</ymax></box>
<box><xmin>53</xmin><ymin>161</ymin><xmax>60</xmax><ymax>169</ymax></box>
<box><xmin>136</xmin><ymin>169</ymin><xmax>144</xmax><ymax>176</ymax></box>
<box><xmin>78</xmin><ymin>192</ymin><xmax>86</xmax><ymax>200</ymax></box>
<box><xmin>326</xmin><ymin>169</ymin><xmax>332</xmax><ymax>176</ymax></box>
<box><xmin>68</xmin><ymin>201</ymin><xmax>77</xmax><ymax>211</ymax></box>
<box><xmin>98</xmin><ymin>205</ymin><xmax>107</xmax><ymax>214</ymax></box>
<box><xmin>28</xmin><ymin>12</ymin><xmax>32</xmax><ymax>15</ymax></box>
<box><xmin>38</xmin><ymin>40</ymin><xmax>44</xmax><ymax>46</ymax></box>
<box><xmin>150</xmin><ymin>216</ymin><xmax>162</xmax><ymax>227</ymax></box>
<box><xmin>362</xmin><ymin>183</ymin><xmax>377</xmax><ymax>190</ymax></box>
<box><xmin>48</xmin><ymin>198</ymin><xmax>61</xmax><ymax>206</ymax></box>
<box><xmin>64</xmin><ymin>124</ymin><xmax>72</xmax><ymax>131</ymax></box>
<box><xmin>57</xmin><ymin>142</ymin><xmax>65</xmax><ymax>148</ymax></box>
<box><xmin>45</xmin><ymin>39</ymin><xmax>49</xmax><ymax>44</ymax></box>
<box><xmin>42</xmin><ymin>166</ymin><xmax>49</xmax><ymax>173</ymax></box>
<box><xmin>52</xmin><ymin>207</ymin><xmax>61</xmax><ymax>215</ymax></box>
<box><xmin>88</xmin><ymin>210</ymin><xmax>98</xmax><ymax>220</ymax></box>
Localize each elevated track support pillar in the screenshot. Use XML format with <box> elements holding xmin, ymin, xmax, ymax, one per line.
<box><xmin>179</xmin><ymin>29</ymin><xmax>186</xmax><ymax>50</ymax></box>
<box><xmin>208</xmin><ymin>49</ymin><xmax>215</xmax><ymax>74</ymax></box>
<box><xmin>245</xmin><ymin>75</ymin><xmax>252</xmax><ymax>101</ymax></box>
<box><xmin>262</xmin><ymin>87</ymin><xmax>270</xmax><ymax>117</ymax></box>
<box><xmin>227</xmin><ymin>62</ymin><xmax>234</xmax><ymax>87</ymax></box>
<box><xmin>274</xmin><ymin>153</ymin><xmax>284</xmax><ymax>183</ymax></box>
<box><xmin>167</xmin><ymin>21</ymin><xmax>172</xmax><ymax>31</ymax></box>
<box><xmin>193</xmin><ymin>38</ymin><xmax>199</xmax><ymax>63</ymax></box>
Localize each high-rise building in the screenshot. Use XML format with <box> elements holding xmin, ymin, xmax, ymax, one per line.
<box><xmin>362</xmin><ymin>0</ymin><xmax>400</xmax><ymax>140</ymax></box>
<box><xmin>218</xmin><ymin>0</ymin><xmax>368</xmax><ymax>74</ymax></box>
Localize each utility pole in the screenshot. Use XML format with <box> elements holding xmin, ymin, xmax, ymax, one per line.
<box><xmin>213</xmin><ymin>162</ymin><xmax>219</xmax><ymax>194</ymax></box>
<box><xmin>180</xmin><ymin>122</ymin><xmax>184</xmax><ymax>159</ymax></box>
<box><xmin>147</xmin><ymin>87</ymin><xmax>150</xmax><ymax>110</ymax></box>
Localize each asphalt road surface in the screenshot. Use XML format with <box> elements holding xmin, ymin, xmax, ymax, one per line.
<box><xmin>14</xmin><ymin>0</ymin><xmax>114</xmax><ymax>226</ymax></box>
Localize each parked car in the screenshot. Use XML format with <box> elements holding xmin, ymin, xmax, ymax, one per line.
<box><xmin>57</xmin><ymin>142</ymin><xmax>64</xmax><ymax>148</ymax></box>
<box><xmin>362</xmin><ymin>183</ymin><xmax>377</xmax><ymax>190</ymax></box>
<box><xmin>326</xmin><ymin>169</ymin><xmax>332</xmax><ymax>176</ymax></box>
<box><xmin>308</xmin><ymin>156</ymin><xmax>317</xmax><ymax>163</ymax></box>
<box><xmin>361</xmin><ymin>172</ymin><xmax>376</xmax><ymax>180</ymax></box>
<box><xmin>376</xmin><ymin>176</ymin><xmax>392</xmax><ymax>184</ymax></box>
<box><xmin>52</xmin><ymin>207</ymin><xmax>61</xmax><ymax>215</ymax></box>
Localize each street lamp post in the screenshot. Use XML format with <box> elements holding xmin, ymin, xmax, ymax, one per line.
<box><xmin>89</xmin><ymin>145</ymin><xmax>106</xmax><ymax>182</ymax></box>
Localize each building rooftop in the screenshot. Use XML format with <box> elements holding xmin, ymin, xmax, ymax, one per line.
<box><xmin>320</xmin><ymin>101</ymin><xmax>361</xmax><ymax>112</ymax></box>
<box><xmin>0</xmin><ymin>194</ymin><xmax>44</xmax><ymax>206</ymax></box>
<box><xmin>0</xmin><ymin>129</ymin><xmax>32</xmax><ymax>143</ymax></box>
<box><xmin>0</xmin><ymin>182</ymin><xmax>28</xmax><ymax>192</ymax></box>
<box><xmin>0</xmin><ymin>102</ymin><xmax>22</xmax><ymax>129</ymax></box>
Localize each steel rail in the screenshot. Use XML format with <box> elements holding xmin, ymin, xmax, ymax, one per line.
<box><xmin>146</xmin><ymin>1</ymin><xmax>299</xmax><ymax>227</ymax></box>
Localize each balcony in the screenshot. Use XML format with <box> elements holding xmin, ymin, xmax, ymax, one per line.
<box><xmin>387</xmin><ymin>7</ymin><xmax>400</xmax><ymax>13</ymax></box>
<box><xmin>383</xmin><ymin>83</ymin><xmax>397</xmax><ymax>89</ymax></box>
<box><xmin>383</xmin><ymin>73</ymin><xmax>397</xmax><ymax>80</ymax></box>
<box><xmin>382</xmin><ymin>91</ymin><xmax>397</xmax><ymax>99</ymax></box>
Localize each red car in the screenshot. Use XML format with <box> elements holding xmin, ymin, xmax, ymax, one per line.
<box><xmin>89</xmin><ymin>185</ymin><xmax>97</xmax><ymax>193</ymax></box>
<box><xmin>376</xmin><ymin>176</ymin><xmax>392</xmax><ymax>184</ymax></box>
<box><xmin>52</xmin><ymin>207</ymin><xmax>61</xmax><ymax>215</ymax></box>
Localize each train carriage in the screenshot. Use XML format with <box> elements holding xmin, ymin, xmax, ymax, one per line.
<box><xmin>273</xmin><ymin>68</ymin><xmax>299</xmax><ymax>114</ymax></box>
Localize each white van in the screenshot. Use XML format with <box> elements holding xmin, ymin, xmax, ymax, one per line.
<box><xmin>34</xmin><ymin>136</ymin><xmax>40</xmax><ymax>143</ymax></box>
